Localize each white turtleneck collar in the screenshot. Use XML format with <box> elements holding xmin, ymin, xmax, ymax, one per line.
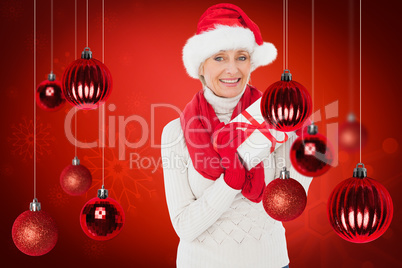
<box><xmin>203</xmin><ymin>86</ymin><xmax>246</xmax><ymax>117</ymax></box>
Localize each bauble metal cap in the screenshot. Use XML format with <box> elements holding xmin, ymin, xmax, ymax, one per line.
<box><xmin>281</xmin><ymin>69</ymin><xmax>292</xmax><ymax>82</ymax></box>
<box><xmin>30</xmin><ymin>198</ymin><xmax>41</xmax><ymax>212</ymax></box>
<box><xmin>347</xmin><ymin>113</ymin><xmax>356</xmax><ymax>122</ymax></box>
<box><xmin>72</xmin><ymin>156</ymin><xmax>80</xmax><ymax>166</ymax></box>
<box><xmin>307</xmin><ymin>123</ymin><xmax>318</xmax><ymax>135</ymax></box>
<box><xmin>48</xmin><ymin>72</ymin><xmax>56</xmax><ymax>81</ymax></box>
<box><xmin>353</xmin><ymin>163</ymin><xmax>367</xmax><ymax>178</ymax></box>
<box><xmin>280</xmin><ymin>167</ymin><xmax>290</xmax><ymax>179</ymax></box>
<box><xmin>97</xmin><ymin>185</ymin><xmax>108</xmax><ymax>199</ymax></box>
<box><xmin>81</xmin><ymin>47</ymin><xmax>93</xmax><ymax>59</ymax></box>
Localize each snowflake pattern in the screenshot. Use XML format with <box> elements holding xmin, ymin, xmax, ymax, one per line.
<box><xmin>0</xmin><ymin>162</ymin><xmax>14</xmax><ymax>177</ymax></box>
<box><xmin>124</xmin><ymin>89</ymin><xmax>149</xmax><ymax>114</ymax></box>
<box><xmin>118</xmin><ymin>51</ymin><xmax>133</xmax><ymax>67</ymax></box>
<box><xmin>25</xmin><ymin>31</ymin><xmax>49</xmax><ymax>52</ymax></box>
<box><xmin>94</xmin><ymin>10</ymin><xmax>118</xmax><ymax>33</ymax></box>
<box><xmin>0</xmin><ymin>0</ymin><xmax>23</xmax><ymax>21</ymax></box>
<box><xmin>83</xmin><ymin>239</ymin><xmax>106</xmax><ymax>259</ymax></box>
<box><xmin>48</xmin><ymin>184</ymin><xmax>70</xmax><ymax>208</ymax></box>
<box><xmin>6</xmin><ymin>86</ymin><xmax>19</xmax><ymax>100</ymax></box>
<box><xmin>8</xmin><ymin>117</ymin><xmax>54</xmax><ymax>162</ymax></box>
<box><xmin>53</xmin><ymin>51</ymin><xmax>74</xmax><ymax>76</ymax></box>
<box><xmin>83</xmin><ymin>140</ymin><xmax>156</xmax><ymax>213</ymax></box>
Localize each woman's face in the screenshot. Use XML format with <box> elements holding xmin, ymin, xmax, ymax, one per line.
<box><xmin>200</xmin><ymin>49</ymin><xmax>251</xmax><ymax>98</ymax></box>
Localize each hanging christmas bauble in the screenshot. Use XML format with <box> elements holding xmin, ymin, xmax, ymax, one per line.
<box><xmin>339</xmin><ymin>113</ymin><xmax>368</xmax><ymax>152</ymax></box>
<box><xmin>290</xmin><ymin>123</ymin><xmax>333</xmax><ymax>177</ymax></box>
<box><xmin>262</xmin><ymin>167</ymin><xmax>307</xmax><ymax>221</ymax></box>
<box><xmin>12</xmin><ymin>199</ymin><xmax>58</xmax><ymax>256</ymax></box>
<box><xmin>80</xmin><ymin>186</ymin><xmax>125</xmax><ymax>241</ymax></box>
<box><xmin>60</xmin><ymin>156</ymin><xmax>92</xmax><ymax>196</ymax></box>
<box><xmin>36</xmin><ymin>72</ymin><xmax>66</xmax><ymax>111</ymax></box>
<box><xmin>261</xmin><ymin>69</ymin><xmax>312</xmax><ymax>132</ymax></box>
<box><xmin>62</xmin><ymin>47</ymin><xmax>112</xmax><ymax>110</ymax></box>
<box><xmin>327</xmin><ymin>163</ymin><xmax>393</xmax><ymax>243</ymax></box>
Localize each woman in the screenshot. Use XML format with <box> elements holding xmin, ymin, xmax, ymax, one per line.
<box><xmin>161</xmin><ymin>4</ymin><xmax>312</xmax><ymax>268</ymax></box>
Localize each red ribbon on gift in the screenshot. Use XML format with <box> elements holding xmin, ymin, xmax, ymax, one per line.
<box><xmin>232</xmin><ymin>110</ymin><xmax>288</xmax><ymax>153</ymax></box>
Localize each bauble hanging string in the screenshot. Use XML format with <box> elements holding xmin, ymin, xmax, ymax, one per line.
<box><xmin>79</xmin><ymin>0</ymin><xmax>125</xmax><ymax>241</ymax></box>
<box><xmin>260</xmin><ymin>0</ymin><xmax>312</xmax><ymax>133</ymax></box>
<box><xmin>327</xmin><ymin>0</ymin><xmax>393</xmax><ymax>243</ymax></box>
<box><xmin>262</xmin><ymin>0</ymin><xmax>307</xmax><ymax>222</ymax></box>
<box><xmin>339</xmin><ymin>1</ymin><xmax>368</xmax><ymax>153</ymax></box>
<box><xmin>60</xmin><ymin>0</ymin><xmax>92</xmax><ymax>196</ymax></box>
<box><xmin>62</xmin><ymin>0</ymin><xmax>112</xmax><ymax>110</ymax></box>
<box><xmin>35</xmin><ymin>0</ymin><xmax>65</xmax><ymax>111</ymax></box>
<box><xmin>12</xmin><ymin>1</ymin><xmax>58</xmax><ymax>256</ymax></box>
<box><xmin>290</xmin><ymin>0</ymin><xmax>333</xmax><ymax>177</ymax></box>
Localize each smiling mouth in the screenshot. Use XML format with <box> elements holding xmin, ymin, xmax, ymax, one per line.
<box><xmin>219</xmin><ymin>78</ymin><xmax>240</xmax><ymax>84</ymax></box>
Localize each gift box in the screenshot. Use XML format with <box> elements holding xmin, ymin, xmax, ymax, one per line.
<box><xmin>231</xmin><ymin>98</ymin><xmax>296</xmax><ymax>170</ymax></box>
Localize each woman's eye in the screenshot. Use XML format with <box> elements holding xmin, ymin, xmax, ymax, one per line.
<box><xmin>214</xmin><ymin>56</ymin><xmax>224</xmax><ymax>61</ymax></box>
<box><xmin>238</xmin><ymin>56</ymin><xmax>247</xmax><ymax>61</ymax></box>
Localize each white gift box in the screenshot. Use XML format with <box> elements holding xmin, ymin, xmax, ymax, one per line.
<box><xmin>231</xmin><ymin>98</ymin><xmax>296</xmax><ymax>170</ymax></box>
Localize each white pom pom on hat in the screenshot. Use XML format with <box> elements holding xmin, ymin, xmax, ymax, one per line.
<box><xmin>182</xmin><ymin>3</ymin><xmax>277</xmax><ymax>79</ymax></box>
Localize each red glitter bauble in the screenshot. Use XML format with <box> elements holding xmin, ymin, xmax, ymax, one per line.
<box><xmin>339</xmin><ymin>115</ymin><xmax>368</xmax><ymax>152</ymax></box>
<box><xmin>290</xmin><ymin>132</ymin><xmax>333</xmax><ymax>177</ymax></box>
<box><xmin>62</xmin><ymin>47</ymin><xmax>112</xmax><ymax>110</ymax></box>
<box><xmin>80</xmin><ymin>197</ymin><xmax>125</xmax><ymax>241</ymax></box>
<box><xmin>12</xmin><ymin>210</ymin><xmax>58</xmax><ymax>256</ymax></box>
<box><xmin>327</xmin><ymin>163</ymin><xmax>393</xmax><ymax>243</ymax></box>
<box><xmin>36</xmin><ymin>78</ymin><xmax>65</xmax><ymax>111</ymax></box>
<box><xmin>262</xmin><ymin>169</ymin><xmax>307</xmax><ymax>221</ymax></box>
<box><xmin>60</xmin><ymin>161</ymin><xmax>92</xmax><ymax>196</ymax></box>
<box><xmin>261</xmin><ymin>70</ymin><xmax>312</xmax><ymax>132</ymax></box>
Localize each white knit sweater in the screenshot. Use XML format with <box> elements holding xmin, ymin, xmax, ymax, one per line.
<box><xmin>161</xmin><ymin>87</ymin><xmax>312</xmax><ymax>268</ymax></box>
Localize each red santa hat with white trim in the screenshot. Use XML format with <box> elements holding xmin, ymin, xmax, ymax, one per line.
<box><xmin>182</xmin><ymin>3</ymin><xmax>277</xmax><ymax>79</ymax></box>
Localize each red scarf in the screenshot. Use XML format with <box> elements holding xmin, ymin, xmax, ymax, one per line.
<box><xmin>180</xmin><ymin>85</ymin><xmax>265</xmax><ymax>202</ymax></box>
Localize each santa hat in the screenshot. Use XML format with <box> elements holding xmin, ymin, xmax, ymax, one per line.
<box><xmin>182</xmin><ymin>3</ymin><xmax>277</xmax><ymax>79</ymax></box>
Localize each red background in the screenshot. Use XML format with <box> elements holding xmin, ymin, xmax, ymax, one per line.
<box><xmin>1</xmin><ymin>0</ymin><xmax>401</xmax><ymax>267</ymax></box>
